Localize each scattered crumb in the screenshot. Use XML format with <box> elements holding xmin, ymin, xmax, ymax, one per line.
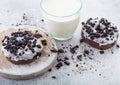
<box><xmin>51</xmin><ymin>48</ymin><xmax>64</xmax><ymax>53</ymax></box>
<box><xmin>51</xmin><ymin>48</ymin><xmax>58</xmax><ymax>53</ymax></box>
<box><xmin>41</xmin><ymin>19</ymin><xmax>44</xmax><ymax>22</ymax></box>
<box><xmin>67</xmin><ymin>74</ymin><xmax>70</xmax><ymax>76</ymax></box>
<box><xmin>70</xmin><ymin>45</ymin><xmax>79</xmax><ymax>54</ymax></box>
<box><xmin>55</xmin><ymin>62</ymin><xmax>63</xmax><ymax>69</ymax></box>
<box><xmin>48</xmin><ymin>68</ymin><xmax>52</xmax><ymax>72</ymax></box>
<box><xmin>61</xmin><ymin>44</ymin><xmax>64</xmax><ymax>46</ymax></box>
<box><xmin>83</xmin><ymin>50</ymin><xmax>90</xmax><ymax>57</ymax></box>
<box><xmin>58</xmin><ymin>49</ymin><xmax>64</xmax><ymax>53</ymax></box>
<box><xmin>52</xmin><ymin>76</ymin><xmax>56</xmax><ymax>79</ymax></box>
<box><xmin>77</xmin><ymin>55</ymin><xmax>82</xmax><ymax>61</ymax></box>
<box><xmin>88</xmin><ymin>57</ymin><xmax>93</xmax><ymax>60</ymax></box>
<box><xmin>99</xmin><ymin>50</ymin><xmax>104</xmax><ymax>54</ymax></box>
<box><xmin>84</xmin><ymin>50</ymin><xmax>89</xmax><ymax>55</ymax></box>
<box><xmin>76</xmin><ymin>64</ymin><xmax>79</xmax><ymax>67</ymax></box>
<box><xmin>111</xmin><ymin>50</ymin><xmax>114</xmax><ymax>54</ymax></box>
<box><xmin>80</xmin><ymin>39</ymin><xmax>84</xmax><ymax>43</ymax></box>
<box><xmin>64</xmin><ymin>61</ymin><xmax>70</xmax><ymax>66</ymax></box>
<box><xmin>116</xmin><ymin>44</ymin><xmax>120</xmax><ymax>48</ymax></box>
<box><xmin>99</xmin><ymin>74</ymin><xmax>101</xmax><ymax>76</ymax></box>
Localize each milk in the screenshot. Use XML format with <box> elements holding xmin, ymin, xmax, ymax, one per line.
<box><xmin>41</xmin><ymin>0</ymin><xmax>81</xmax><ymax>40</ymax></box>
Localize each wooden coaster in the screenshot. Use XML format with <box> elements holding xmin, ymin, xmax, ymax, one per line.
<box><xmin>0</xmin><ymin>26</ymin><xmax>58</xmax><ymax>80</ymax></box>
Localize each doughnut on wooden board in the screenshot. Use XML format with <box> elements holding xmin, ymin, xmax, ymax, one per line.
<box><xmin>0</xmin><ymin>26</ymin><xmax>58</xmax><ymax>80</ymax></box>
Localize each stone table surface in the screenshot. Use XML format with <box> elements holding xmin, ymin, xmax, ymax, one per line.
<box><xmin>0</xmin><ymin>0</ymin><xmax>120</xmax><ymax>85</ymax></box>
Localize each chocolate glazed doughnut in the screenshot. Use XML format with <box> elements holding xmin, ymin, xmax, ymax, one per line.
<box><xmin>81</xmin><ymin>18</ymin><xmax>119</xmax><ymax>50</ymax></box>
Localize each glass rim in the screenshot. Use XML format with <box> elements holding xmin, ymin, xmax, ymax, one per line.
<box><xmin>40</xmin><ymin>0</ymin><xmax>82</xmax><ymax>18</ymax></box>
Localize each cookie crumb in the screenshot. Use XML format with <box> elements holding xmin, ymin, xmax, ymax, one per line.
<box><xmin>116</xmin><ymin>44</ymin><xmax>120</xmax><ymax>48</ymax></box>
<box><xmin>56</xmin><ymin>62</ymin><xmax>63</xmax><ymax>69</ymax></box>
<box><xmin>99</xmin><ymin>50</ymin><xmax>104</xmax><ymax>54</ymax></box>
<box><xmin>48</xmin><ymin>68</ymin><xmax>52</xmax><ymax>72</ymax></box>
<box><xmin>64</xmin><ymin>61</ymin><xmax>70</xmax><ymax>66</ymax></box>
<box><xmin>76</xmin><ymin>64</ymin><xmax>79</xmax><ymax>67</ymax></box>
<box><xmin>52</xmin><ymin>76</ymin><xmax>56</xmax><ymax>79</ymax></box>
<box><xmin>80</xmin><ymin>39</ymin><xmax>84</xmax><ymax>43</ymax></box>
<box><xmin>41</xmin><ymin>40</ymin><xmax>47</xmax><ymax>46</ymax></box>
<box><xmin>61</xmin><ymin>44</ymin><xmax>64</xmax><ymax>46</ymax></box>
<box><xmin>70</xmin><ymin>45</ymin><xmax>79</xmax><ymax>54</ymax></box>
<box><xmin>99</xmin><ymin>74</ymin><xmax>101</xmax><ymax>76</ymax></box>
<box><xmin>51</xmin><ymin>48</ymin><xmax>58</xmax><ymax>53</ymax></box>
<box><xmin>77</xmin><ymin>55</ymin><xmax>82</xmax><ymax>61</ymax></box>
<box><xmin>67</xmin><ymin>74</ymin><xmax>70</xmax><ymax>76</ymax></box>
<box><xmin>41</xmin><ymin>19</ymin><xmax>44</xmax><ymax>22</ymax></box>
<box><xmin>64</xmin><ymin>56</ymin><xmax>69</xmax><ymax>60</ymax></box>
<box><xmin>58</xmin><ymin>49</ymin><xmax>64</xmax><ymax>53</ymax></box>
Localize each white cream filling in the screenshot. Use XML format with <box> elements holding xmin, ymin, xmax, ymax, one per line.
<box><xmin>1</xmin><ymin>37</ymin><xmax>43</xmax><ymax>61</ymax></box>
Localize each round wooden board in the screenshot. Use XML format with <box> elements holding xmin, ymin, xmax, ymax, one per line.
<box><xmin>0</xmin><ymin>26</ymin><xmax>58</xmax><ymax>80</ymax></box>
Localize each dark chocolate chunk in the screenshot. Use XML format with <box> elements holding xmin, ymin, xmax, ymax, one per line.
<box><xmin>86</xmin><ymin>27</ymin><xmax>93</xmax><ymax>34</ymax></box>
<box><xmin>2</xmin><ymin>40</ymin><xmax>4</xmax><ymax>43</ymax></box>
<box><xmin>41</xmin><ymin>40</ymin><xmax>47</xmax><ymax>46</ymax></box>
<box><xmin>87</xmin><ymin>20</ymin><xmax>95</xmax><ymax>27</ymax></box>
<box><xmin>99</xmin><ymin>74</ymin><xmax>101</xmax><ymax>76</ymax></box>
<box><xmin>34</xmin><ymin>52</ymin><xmax>41</xmax><ymax>58</ymax></box>
<box><xmin>90</xmin><ymin>33</ymin><xmax>100</xmax><ymax>38</ymax></box>
<box><xmin>87</xmin><ymin>18</ymin><xmax>92</xmax><ymax>22</ymax></box>
<box><xmin>29</xmin><ymin>47</ymin><xmax>35</xmax><ymax>53</ymax></box>
<box><xmin>51</xmin><ymin>48</ymin><xmax>58</xmax><ymax>53</ymax></box>
<box><xmin>2</xmin><ymin>43</ymin><xmax>6</xmax><ymax>46</ymax></box>
<box><xmin>101</xmin><ymin>33</ymin><xmax>108</xmax><ymax>37</ymax></box>
<box><xmin>114</xmin><ymin>29</ymin><xmax>118</xmax><ymax>32</ymax></box>
<box><xmin>99</xmin><ymin>50</ymin><xmax>104</xmax><ymax>54</ymax></box>
<box><xmin>22</xmin><ymin>13</ymin><xmax>27</xmax><ymax>21</ymax></box>
<box><xmin>58</xmin><ymin>49</ymin><xmax>64</xmax><ymax>53</ymax></box>
<box><xmin>41</xmin><ymin>19</ymin><xmax>44</xmax><ymax>22</ymax></box>
<box><xmin>76</xmin><ymin>64</ymin><xmax>79</xmax><ymax>67</ymax></box>
<box><xmin>64</xmin><ymin>56</ymin><xmax>69</xmax><ymax>60</ymax></box>
<box><xmin>84</xmin><ymin>50</ymin><xmax>89</xmax><ymax>55</ymax></box>
<box><xmin>106</xmin><ymin>38</ymin><xmax>109</xmax><ymax>40</ymax></box>
<box><xmin>88</xmin><ymin>57</ymin><xmax>93</xmax><ymax>60</ymax></box>
<box><xmin>77</xmin><ymin>55</ymin><xmax>82</xmax><ymax>61</ymax></box>
<box><xmin>37</xmin><ymin>52</ymin><xmax>41</xmax><ymax>57</ymax></box>
<box><xmin>83</xmin><ymin>50</ymin><xmax>89</xmax><ymax>57</ymax></box>
<box><xmin>34</xmin><ymin>34</ymin><xmax>42</xmax><ymax>38</ymax></box>
<box><xmin>22</xmin><ymin>51</ymin><xmax>25</xmax><ymax>55</ymax></box>
<box><xmin>116</xmin><ymin>44</ymin><xmax>120</xmax><ymax>48</ymax></box>
<box><xmin>36</xmin><ymin>45</ymin><xmax>41</xmax><ymax>48</ymax></box>
<box><xmin>19</xmin><ymin>53</ymin><xmax>22</xmax><ymax>56</ymax></box>
<box><xmin>67</xmin><ymin>74</ymin><xmax>70</xmax><ymax>76</ymax></box>
<box><xmin>48</xmin><ymin>68</ymin><xmax>52</xmax><ymax>72</ymax></box>
<box><xmin>25</xmin><ymin>49</ymin><xmax>28</xmax><ymax>51</ymax></box>
<box><xmin>90</xmin><ymin>35</ymin><xmax>95</xmax><ymax>40</ymax></box>
<box><xmin>57</xmin><ymin>57</ymin><xmax>62</xmax><ymax>62</ymax></box>
<box><xmin>80</xmin><ymin>39</ymin><xmax>84</xmax><ymax>43</ymax></box>
<box><xmin>82</xmin><ymin>22</ymin><xmax>85</xmax><ymax>25</ymax></box>
<box><xmin>63</xmin><ymin>47</ymin><xmax>65</xmax><ymax>49</ymax></box>
<box><xmin>35</xmin><ymin>30</ymin><xmax>38</xmax><ymax>33</ymax></box>
<box><xmin>61</xmin><ymin>44</ymin><xmax>64</xmax><ymax>46</ymax></box>
<box><xmin>64</xmin><ymin>61</ymin><xmax>70</xmax><ymax>66</ymax></box>
<box><xmin>56</xmin><ymin>62</ymin><xmax>63</xmax><ymax>69</ymax></box>
<box><xmin>52</xmin><ymin>76</ymin><xmax>56</xmax><ymax>79</ymax></box>
<box><xmin>70</xmin><ymin>45</ymin><xmax>79</xmax><ymax>54</ymax></box>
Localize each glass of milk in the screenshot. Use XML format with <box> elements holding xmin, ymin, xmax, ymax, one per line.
<box><xmin>40</xmin><ymin>0</ymin><xmax>82</xmax><ymax>40</ymax></box>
